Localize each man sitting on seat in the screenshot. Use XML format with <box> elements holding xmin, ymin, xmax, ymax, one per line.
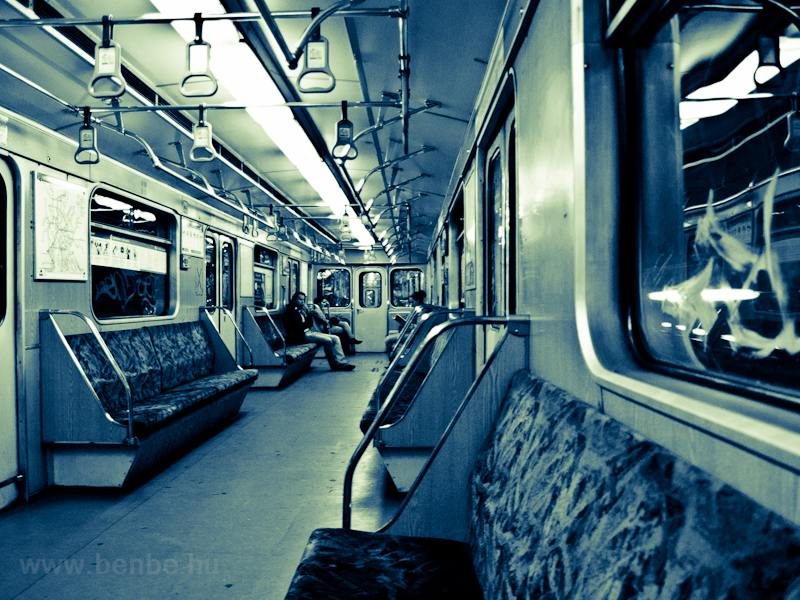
<box><xmin>285</xmin><ymin>292</ymin><xmax>355</xmax><ymax>371</ymax></box>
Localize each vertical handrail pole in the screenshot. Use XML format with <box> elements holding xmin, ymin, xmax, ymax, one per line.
<box><xmin>398</xmin><ymin>0</ymin><xmax>410</xmax><ymax>154</ymax></box>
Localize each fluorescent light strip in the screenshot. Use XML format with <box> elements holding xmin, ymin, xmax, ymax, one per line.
<box><xmin>151</xmin><ymin>0</ymin><xmax>372</xmax><ymax>244</ymax></box>
<box><xmin>681</xmin><ymin>37</ymin><xmax>800</xmax><ymax>129</ymax></box>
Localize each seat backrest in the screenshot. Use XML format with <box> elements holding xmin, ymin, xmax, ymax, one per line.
<box><xmin>147</xmin><ymin>321</ymin><xmax>214</xmax><ymax>390</ymax></box>
<box><xmin>469</xmin><ymin>371</ymin><xmax>800</xmax><ymax>599</ymax></box>
<box><xmin>255</xmin><ymin>314</ymin><xmax>286</xmax><ymax>353</ymax></box>
<box><xmin>67</xmin><ymin>328</ymin><xmax>162</xmax><ymax>413</ymax></box>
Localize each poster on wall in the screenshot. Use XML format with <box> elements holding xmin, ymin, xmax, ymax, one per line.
<box><xmin>33</xmin><ymin>172</ymin><xmax>89</xmax><ymax>281</ymax></box>
<box><xmin>181</xmin><ymin>217</ymin><xmax>206</xmax><ymax>258</ymax></box>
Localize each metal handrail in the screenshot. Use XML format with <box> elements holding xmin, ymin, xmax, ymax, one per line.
<box><xmin>246</xmin><ymin>305</ymin><xmax>288</xmax><ymax>366</ymax></box>
<box><xmin>40</xmin><ymin>309</ymin><xmax>134</xmax><ymax>443</ymax></box>
<box><xmin>204</xmin><ymin>305</ymin><xmax>253</xmax><ymax>366</ymax></box>
<box><xmin>343</xmin><ymin>315</ymin><xmax>530</xmax><ymax>529</ymax></box>
<box><xmin>376</xmin><ymin>307</ymin><xmax>465</xmax><ymax>401</ymax></box>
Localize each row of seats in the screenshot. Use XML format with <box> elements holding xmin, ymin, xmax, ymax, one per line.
<box><xmin>41</xmin><ymin>313</ymin><xmax>257</xmax><ymax>487</ymax></box>
<box><xmin>283</xmin><ymin>368</ymin><xmax>800</xmax><ymax>599</ymax></box>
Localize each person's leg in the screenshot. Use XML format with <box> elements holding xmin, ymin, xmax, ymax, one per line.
<box><xmin>305</xmin><ymin>331</ymin><xmax>349</xmax><ymax>368</ymax></box>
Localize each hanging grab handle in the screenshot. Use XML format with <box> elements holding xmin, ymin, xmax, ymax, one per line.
<box><xmin>190</xmin><ymin>106</ymin><xmax>216</xmax><ymax>162</ymax></box>
<box><xmin>89</xmin><ymin>16</ymin><xmax>126</xmax><ymax>99</ymax></box>
<box><xmin>181</xmin><ymin>14</ymin><xmax>219</xmax><ymax>97</ymax></box>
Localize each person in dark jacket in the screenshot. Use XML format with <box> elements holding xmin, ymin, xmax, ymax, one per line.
<box><xmin>285</xmin><ymin>291</ymin><xmax>355</xmax><ymax>371</ymax></box>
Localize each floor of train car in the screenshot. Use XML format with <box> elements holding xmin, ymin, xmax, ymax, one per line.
<box><xmin>0</xmin><ymin>352</ymin><xmax>401</xmax><ymax>600</ymax></box>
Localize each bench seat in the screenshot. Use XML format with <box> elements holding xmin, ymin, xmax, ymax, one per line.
<box><xmin>284</xmin><ymin>370</ymin><xmax>800</xmax><ymax>599</ymax></box>
<box><xmin>242</xmin><ymin>307</ymin><xmax>321</xmax><ymax>387</ymax></box>
<box><xmin>284</xmin><ymin>528</ymin><xmax>481</xmax><ymax>600</ymax></box>
<box><xmin>42</xmin><ymin>315</ymin><xmax>257</xmax><ymax>486</ymax></box>
<box><xmin>107</xmin><ymin>370</ymin><xmax>258</xmax><ymax>433</ymax></box>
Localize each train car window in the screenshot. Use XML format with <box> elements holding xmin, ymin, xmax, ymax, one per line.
<box><xmin>316</xmin><ymin>268</ymin><xmax>351</xmax><ymax>307</ymax></box>
<box><xmin>90</xmin><ymin>190</ymin><xmax>172</xmax><ymax>318</ymax></box>
<box><xmin>390</xmin><ymin>268</ymin><xmax>424</xmax><ymax>307</ymax></box>
<box><xmin>487</xmin><ymin>149</ymin><xmax>505</xmax><ymax>316</ymax></box>
<box><xmin>359</xmin><ymin>271</ymin><xmax>382</xmax><ymax>308</ymax></box>
<box><xmin>289</xmin><ymin>259</ymin><xmax>300</xmax><ymax>301</ymax></box>
<box><xmin>221</xmin><ymin>241</ymin><xmax>234</xmax><ymax>310</ymax></box>
<box><xmin>254</xmin><ymin>245</ymin><xmax>276</xmax><ymax>309</ymax></box>
<box><xmin>206</xmin><ymin>235</ymin><xmax>216</xmax><ymax>307</ymax></box>
<box><xmin>636</xmin><ymin>5</ymin><xmax>800</xmax><ymax>397</ymax></box>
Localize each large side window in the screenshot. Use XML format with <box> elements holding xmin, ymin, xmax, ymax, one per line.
<box><xmin>90</xmin><ymin>190</ymin><xmax>173</xmax><ymax>318</ymax></box>
<box><xmin>390</xmin><ymin>268</ymin><xmax>424</xmax><ymax>307</ymax></box>
<box><xmin>316</xmin><ymin>268</ymin><xmax>351</xmax><ymax>307</ymax></box>
<box><xmin>254</xmin><ymin>245</ymin><xmax>276</xmax><ymax>309</ymax></box>
<box><xmin>636</xmin><ymin>6</ymin><xmax>800</xmax><ymax>397</ymax></box>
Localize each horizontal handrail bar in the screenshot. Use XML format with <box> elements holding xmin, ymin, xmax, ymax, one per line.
<box><xmin>40</xmin><ymin>309</ymin><xmax>134</xmax><ymax>443</ymax></box>
<box><xmin>343</xmin><ymin>315</ymin><xmax>531</xmax><ymax>528</ymax></box>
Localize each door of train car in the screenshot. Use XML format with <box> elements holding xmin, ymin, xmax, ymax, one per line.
<box><xmin>0</xmin><ymin>160</ymin><xmax>18</xmax><ymax>509</ymax></box>
<box><xmin>387</xmin><ymin>266</ymin><xmax>425</xmax><ymax>337</ymax></box>
<box><xmin>205</xmin><ymin>232</ymin><xmax>237</xmax><ymax>357</ymax></box>
<box><xmin>354</xmin><ymin>267</ymin><xmax>388</xmax><ymax>352</ymax></box>
<box><xmin>483</xmin><ymin>108</ymin><xmax>517</xmax><ymax>360</ymax></box>
<box><xmin>314</xmin><ymin>265</ymin><xmax>354</xmax><ymax>336</ymax></box>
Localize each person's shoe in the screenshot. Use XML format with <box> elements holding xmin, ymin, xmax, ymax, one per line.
<box><xmin>333</xmin><ymin>363</ymin><xmax>356</xmax><ymax>371</ymax></box>
<box><xmin>351</xmin><ymin>338</ymin><xmax>363</xmax><ymax>344</ymax></box>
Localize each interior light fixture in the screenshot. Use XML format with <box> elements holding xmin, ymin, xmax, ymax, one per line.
<box><xmin>182</xmin><ymin>13</ymin><xmax>219</xmax><ymax>97</ymax></box>
<box><xmin>682</xmin><ymin>37</ymin><xmax>800</xmax><ymax>129</ymax></box>
<box><xmin>190</xmin><ymin>106</ymin><xmax>216</xmax><ymax>161</ymax></box>
<box><xmin>332</xmin><ymin>101</ymin><xmax>357</xmax><ymax>160</ymax></box>
<box><xmin>755</xmin><ymin>36</ymin><xmax>782</xmax><ymax>86</ymax></box>
<box><xmin>89</xmin><ymin>16</ymin><xmax>125</xmax><ymax>99</ymax></box>
<box><xmin>74</xmin><ymin>107</ymin><xmax>100</xmax><ymax>165</ymax></box>
<box><xmin>297</xmin><ymin>9</ymin><xmax>335</xmax><ymax>93</ymax></box>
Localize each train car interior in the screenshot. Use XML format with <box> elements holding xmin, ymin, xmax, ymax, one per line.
<box><xmin>4</xmin><ymin>0</ymin><xmax>800</xmax><ymax>598</ymax></box>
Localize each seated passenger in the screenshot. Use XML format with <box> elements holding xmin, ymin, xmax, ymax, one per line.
<box><xmin>311</xmin><ymin>297</ymin><xmax>362</xmax><ymax>355</ymax></box>
<box><xmin>384</xmin><ymin>290</ymin><xmax>428</xmax><ymax>354</ymax></box>
<box><xmin>285</xmin><ymin>292</ymin><xmax>355</xmax><ymax>371</ymax></box>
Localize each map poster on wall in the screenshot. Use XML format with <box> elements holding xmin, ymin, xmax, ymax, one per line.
<box><xmin>33</xmin><ymin>173</ymin><xmax>89</xmax><ymax>281</ymax></box>
<box><xmin>181</xmin><ymin>217</ymin><xmax>206</xmax><ymax>258</ymax></box>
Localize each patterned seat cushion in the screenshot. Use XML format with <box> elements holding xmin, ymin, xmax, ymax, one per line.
<box><xmin>68</xmin><ymin>328</ymin><xmax>162</xmax><ymax>413</ymax></box>
<box><xmin>109</xmin><ymin>369</ymin><xmax>257</xmax><ymax>432</ymax></box>
<box><xmin>282</xmin><ymin>528</ymin><xmax>483</xmax><ymax>600</ymax></box>
<box><xmin>469</xmin><ymin>371</ymin><xmax>800</xmax><ymax>600</ymax></box>
<box><xmin>283</xmin><ymin>343</ymin><xmax>318</xmax><ymax>364</ymax></box>
<box><xmin>256</xmin><ymin>314</ymin><xmax>289</xmax><ymax>353</ymax></box>
<box><xmin>360</xmin><ymin>369</ymin><xmax>427</xmax><ymax>433</ymax></box>
<box><xmin>148</xmin><ymin>321</ymin><xmax>214</xmax><ymax>390</ymax></box>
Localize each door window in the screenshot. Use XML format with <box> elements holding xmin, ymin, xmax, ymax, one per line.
<box><xmin>360</xmin><ymin>271</ymin><xmax>383</xmax><ymax>308</ymax></box>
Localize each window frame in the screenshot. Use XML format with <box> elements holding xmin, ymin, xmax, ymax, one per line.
<box><xmin>625</xmin><ymin>3</ymin><xmax>800</xmax><ymax>409</ymax></box>
<box><xmin>89</xmin><ymin>186</ymin><xmax>176</xmax><ymax>321</ymax></box>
